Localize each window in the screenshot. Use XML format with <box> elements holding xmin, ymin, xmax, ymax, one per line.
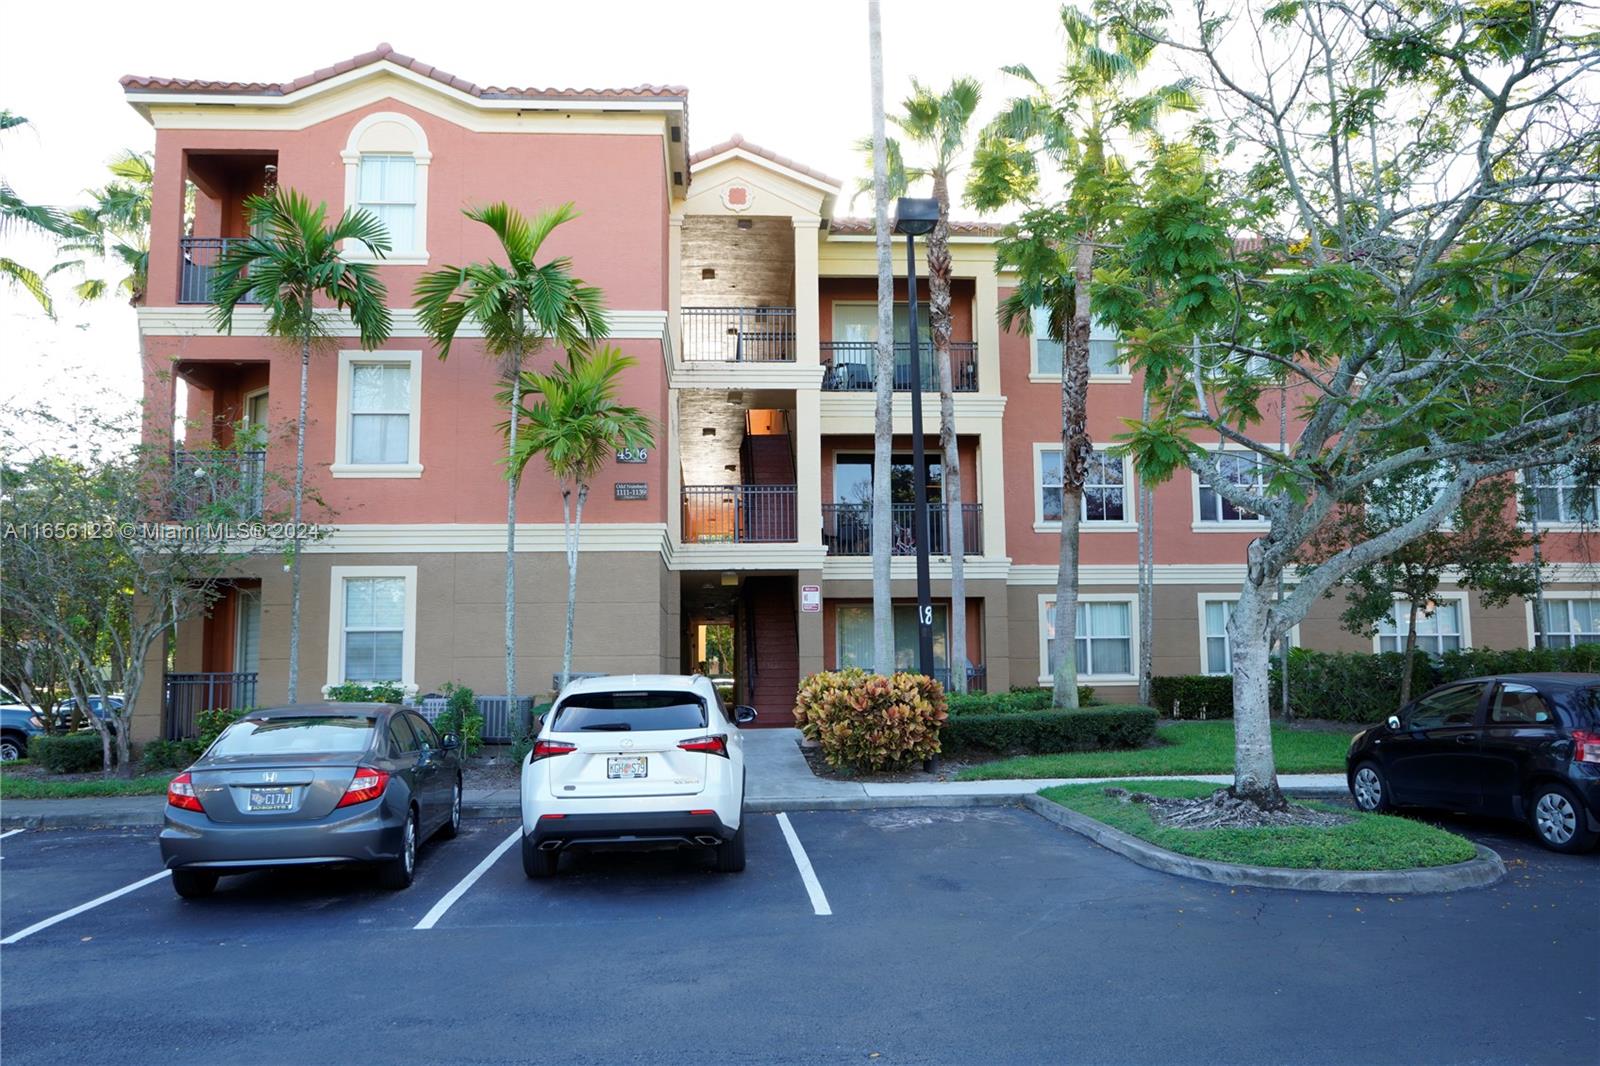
<box><xmin>1377</xmin><ymin>599</ymin><xmax>1464</xmax><ymax>657</ymax></box>
<box><xmin>832</xmin><ymin>302</ymin><xmax>931</xmax><ymax>345</ymax></box>
<box><xmin>342</xmin><ymin>577</ymin><xmax>406</xmax><ymax>683</ymax></box>
<box><xmin>1527</xmin><ymin>464</ymin><xmax>1598</xmax><ymax>525</ymax></box>
<box><xmin>551</xmin><ymin>691</ymin><xmax>709</xmax><ymax>733</ymax></box>
<box><xmin>1037</xmin><ymin>447</ymin><xmax>1129</xmax><ymax>526</ymax></box>
<box><xmin>1040</xmin><ymin>596</ymin><xmax>1134</xmax><ymax>680</ymax></box>
<box><xmin>1405</xmin><ymin>684</ymin><xmax>1485</xmax><ymax>729</ymax></box>
<box><xmin>1491</xmin><ymin>683</ymin><xmax>1553</xmax><ymax>725</ymax></box>
<box><xmin>212</xmin><ymin>716</ymin><xmax>377</xmax><ymax>757</ymax></box>
<box><xmin>358</xmin><ymin>154</ymin><xmax>416</xmax><ymax>251</ymax></box>
<box><xmin>1030</xmin><ymin>307</ymin><xmax>1123</xmax><ymax>377</ymax></box>
<box><xmin>235</xmin><ymin>588</ymin><xmax>261</xmax><ymax>676</ymax></box>
<box><xmin>387</xmin><ymin>714</ymin><xmax>419</xmax><ymax>755</ymax></box>
<box><xmin>408</xmin><ymin>713</ymin><xmax>441</xmax><ymax>748</ymax></box>
<box><xmin>1543</xmin><ymin>599</ymin><xmax>1600</xmax><ymax>649</ymax></box>
<box><xmin>833</xmin><ymin>453</ymin><xmax>941</xmax><ymax>505</ymax></box>
<box><xmin>1197</xmin><ymin>452</ymin><xmax>1268</xmax><ymax>523</ymax></box>
<box><xmin>1202</xmin><ymin>599</ymin><xmax>1233</xmax><ymax>676</ymax></box>
<box><xmin>333</xmin><ymin>351</ymin><xmax>422</xmax><ymax>477</ymax></box>
<box><xmin>837</xmin><ymin>604</ymin><xmax>950</xmax><ymax>675</ymax></box>
<box><xmin>349</xmin><ymin>363</ymin><xmax>411</xmax><ymax>464</ymax></box>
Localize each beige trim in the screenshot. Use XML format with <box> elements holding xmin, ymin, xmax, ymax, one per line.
<box><xmin>1007</xmin><ymin>564</ymin><xmax>1253</xmax><ymax>585</ymax></box>
<box><xmin>141</xmin><ymin>306</ymin><xmax>669</xmax><ymax>342</ymax></box>
<box><xmin>331</xmin><ymin>351</ymin><xmax>424</xmax><ymax>478</ymax></box>
<box><xmin>1038</xmin><ymin>591</ymin><xmax>1139</xmax><ymax>685</ymax></box>
<box><xmin>326</xmin><ymin>564</ymin><xmax>418</xmax><ymax>688</ymax></box>
<box><xmin>688</xmin><ymin>147</ymin><xmax>841</xmax><ymax>196</ymax></box>
<box><xmin>821</xmin><ymin>557</ymin><xmax>1013</xmax><ymax>582</ymax></box>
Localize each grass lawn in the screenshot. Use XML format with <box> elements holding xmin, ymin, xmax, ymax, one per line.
<box><xmin>955</xmin><ymin>721</ymin><xmax>1352</xmax><ymax>781</ymax></box>
<box><xmin>1040</xmin><ymin>778</ymin><xmax>1476</xmax><ymax>870</ymax></box>
<box><xmin>0</xmin><ymin>773</ymin><xmax>173</xmax><ymax>799</ymax></box>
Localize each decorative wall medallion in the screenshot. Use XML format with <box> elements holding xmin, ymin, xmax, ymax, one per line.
<box><xmin>721</xmin><ymin>183</ymin><xmax>753</xmax><ymax>212</ymax></box>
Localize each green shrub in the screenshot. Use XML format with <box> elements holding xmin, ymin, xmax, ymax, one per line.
<box><xmin>1277</xmin><ymin>649</ymin><xmax>1435</xmax><ymax>722</ymax></box>
<box><xmin>946</xmin><ymin>687</ymin><xmax>1094</xmax><ymax>716</ymax></box>
<box><xmin>31</xmin><ymin>733</ymin><xmax>115</xmax><ymax>773</ymax></box>
<box><xmin>1150</xmin><ymin>675</ymin><xmax>1236</xmax><ymax>719</ymax></box>
<box><xmin>326</xmin><ymin>681</ymin><xmax>405</xmax><ymax>703</ymax></box>
<box><xmin>942</xmin><ymin>705</ymin><xmax>1157</xmax><ymax>755</ymax></box>
<box><xmin>1437</xmin><ymin>644</ymin><xmax>1600</xmax><ymax>680</ymax></box>
<box><xmin>140</xmin><ymin>739</ymin><xmax>205</xmax><ymax>772</ymax></box>
<box><xmin>793</xmin><ymin>669</ymin><xmax>947</xmax><ymax>772</ymax></box>
<box><xmin>196</xmin><ymin>707</ymin><xmax>244</xmax><ymax>747</ymax></box>
<box><xmin>432</xmin><ymin>682</ymin><xmax>485</xmax><ymax>757</ymax></box>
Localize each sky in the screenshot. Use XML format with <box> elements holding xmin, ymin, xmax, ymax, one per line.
<box><xmin>0</xmin><ymin>0</ymin><xmax>1095</xmax><ymax>430</ymax></box>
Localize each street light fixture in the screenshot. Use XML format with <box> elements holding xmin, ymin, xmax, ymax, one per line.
<box><xmin>894</xmin><ymin>197</ymin><xmax>940</xmax><ymax>680</ymax></box>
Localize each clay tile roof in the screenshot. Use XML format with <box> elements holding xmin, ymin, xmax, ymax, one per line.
<box><xmin>121</xmin><ymin>43</ymin><xmax>688</xmax><ymax>104</ymax></box>
<box><xmin>826</xmin><ymin>216</ymin><xmax>1005</xmax><ymax>238</ymax></box>
<box><xmin>688</xmin><ymin>134</ymin><xmax>842</xmax><ymax>188</ymax></box>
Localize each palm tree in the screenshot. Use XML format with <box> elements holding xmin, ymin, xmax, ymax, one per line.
<box><xmin>56</xmin><ymin>150</ymin><xmax>154</xmax><ymax>306</ymax></box>
<box><xmin>510</xmin><ymin>346</ymin><xmax>653</xmax><ymax>691</ymax></box>
<box><xmin>865</xmin><ymin>77</ymin><xmax>983</xmax><ymax>692</ymax></box>
<box><xmin>969</xmin><ymin>3</ymin><xmax>1196</xmax><ymax>707</ymax></box>
<box><xmin>1</xmin><ymin>111</ymin><xmax>77</xmax><ymax>317</ymax></box>
<box><xmin>414</xmin><ymin>202</ymin><xmax>607</xmax><ymax>705</ymax></box>
<box><xmin>867</xmin><ymin>0</ymin><xmax>896</xmax><ymax>675</ymax></box>
<box><xmin>211</xmin><ymin>188</ymin><xmax>393</xmax><ymax>703</ymax></box>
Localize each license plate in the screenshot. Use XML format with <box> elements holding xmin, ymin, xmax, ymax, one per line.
<box><xmin>606</xmin><ymin>756</ymin><xmax>647</xmax><ymax>780</ymax></box>
<box><xmin>248</xmin><ymin>787</ymin><xmax>293</xmax><ymax>811</ymax></box>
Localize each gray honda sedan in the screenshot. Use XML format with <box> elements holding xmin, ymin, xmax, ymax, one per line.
<box><xmin>159</xmin><ymin>704</ymin><xmax>463</xmax><ymax>898</ymax></box>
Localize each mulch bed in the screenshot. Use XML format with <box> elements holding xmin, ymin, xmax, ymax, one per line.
<box><xmin>1104</xmin><ymin>785</ymin><xmax>1352</xmax><ymax>829</ymax></box>
<box><xmin>797</xmin><ymin>741</ymin><xmax>1006</xmax><ymax>783</ymax></box>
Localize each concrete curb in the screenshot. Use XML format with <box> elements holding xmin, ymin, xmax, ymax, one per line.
<box><xmin>1020</xmin><ymin>794</ymin><xmax>1506</xmax><ymax>895</ymax></box>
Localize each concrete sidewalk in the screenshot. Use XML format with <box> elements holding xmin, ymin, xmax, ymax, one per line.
<box><xmin>0</xmin><ymin>728</ymin><xmax>1349</xmax><ymax>828</ymax></box>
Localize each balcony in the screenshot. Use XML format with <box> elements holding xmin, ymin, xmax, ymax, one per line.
<box><xmin>179</xmin><ymin>237</ymin><xmax>261</xmax><ymax>305</ymax></box>
<box><xmin>171</xmin><ymin>448</ymin><xmax>266</xmax><ymax>520</ymax></box>
<box><xmin>821</xmin><ymin>502</ymin><xmax>983</xmax><ymax>556</ymax></box>
<box><xmin>821</xmin><ymin>342</ymin><xmax>978</xmax><ymax>392</ymax></box>
<box><xmin>682</xmin><ymin>307</ymin><xmax>796</xmax><ymax>362</ymax></box>
<box><xmin>682</xmin><ymin>485</ymin><xmax>797</xmax><ymax>543</ymax></box>
<box><xmin>163</xmin><ymin>672</ymin><xmax>258</xmax><ymax>740</ymax></box>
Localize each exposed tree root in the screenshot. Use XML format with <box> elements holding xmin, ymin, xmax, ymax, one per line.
<box><xmin>1104</xmin><ymin>787</ymin><xmax>1351</xmax><ymax>830</ymax></box>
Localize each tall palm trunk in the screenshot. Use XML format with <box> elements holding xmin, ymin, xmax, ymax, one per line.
<box><xmin>868</xmin><ymin>0</ymin><xmax>895</xmax><ymax>675</ymax></box>
<box><xmin>559</xmin><ymin>483</ymin><xmax>589</xmax><ymax>691</ymax></box>
<box><xmin>505</xmin><ymin>345</ymin><xmax>522</xmax><ymax>705</ymax></box>
<box><xmin>928</xmin><ymin>170</ymin><xmax>965</xmax><ymax>693</ymax></box>
<box><xmin>1136</xmin><ymin>389</ymin><xmax>1154</xmax><ymax>707</ymax></box>
<box><xmin>1050</xmin><ymin>238</ymin><xmax>1094</xmax><ymax>708</ymax></box>
<box><xmin>286</xmin><ymin>315</ymin><xmax>310</xmax><ymax>704</ymax></box>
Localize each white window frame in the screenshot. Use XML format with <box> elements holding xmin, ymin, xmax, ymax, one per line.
<box><xmin>1037</xmin><ymin>592</ymin><xmax>1138</xmax><ymax>685</ymax></box>
<box><xmin>341</xmin><ymin>112</ymin><xmax>431</xmax><ymax>264</ymax></box>
<box><xmin>325</xmin><ymin>565</ymin><xmax>418</xmax><ymax>690</ymax></box>
<box><xmin>1525</xmin><ymin>594</ymin><xmax>1600</xmax><ymax>649</ymax></box>
<box><xmin>1032</xmin><ymin>442</ymin><xmax>1137</xmax><ymax>533</ymax></box>
<box><xmin>332</xmin><ymin>350</ymin><xmax>424</xmax><ymax>478</ymax></box>
<box><xmin>1519</xmin><ymin>465</ymin><xmax>1599</xmax><ymax>530</ymax></box>
<box><xmin>1191</xmin><ymin>445</ymin><xmax>1273</xmax><ymax>532</ymax></box>
<box><xmin>1195</xmin><ymin>593</ymin><xmax>1300</xmax><ymax>676</ymax></box>
<box><xmin>1372</xmin><ymin>594</ymin><xmax>1472</xmax><ymax>656</ymax></box>
<box><xmin>1027</xmin><ymin>308</ymin><xmax>1132</xmax><ymax>384</ymax></box>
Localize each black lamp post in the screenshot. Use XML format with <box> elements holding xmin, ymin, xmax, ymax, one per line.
<box><xmin>894</xmin><ymin>197</ymin><xmax>939</xmax><ymax>679</ymax></box>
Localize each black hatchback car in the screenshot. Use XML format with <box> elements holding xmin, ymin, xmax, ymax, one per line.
<box><xmin>1346</xmin><ymin>673</ymin><xmax>1600</xmax><ymax>852</ymax></box>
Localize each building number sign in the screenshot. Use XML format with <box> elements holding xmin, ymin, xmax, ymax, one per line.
<box><xmin>616</xmin><ymin>447</ymin><xmax>649</xmax><ymax>464</ymax></box>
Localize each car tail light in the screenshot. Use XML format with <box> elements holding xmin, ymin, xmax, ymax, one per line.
<box><xmin>167</xmin><ymin>772</ymin><xmax>204</xmax><ymax>813</ymax></box>
<box><xmin>1574</xmin><ymin>730</ymin><xmax>1600</xmax><ymax>765</ymax></box>
<box><xmin>336</xmin><ymin>766</ymin><xmax>390</xmax><ymax>808</ymax></box>
<box><xmin>539</xmin><ymin>813</ymin><xmax>566</xmax><ymax>820</ymax></box>
<box><xmin>690</xmin><ymin>809</ymin><xmax>715</xmax><ymax>816</ymax></box>
<box><xmin>532</xmin><ymin>740</ymin><xmax>577</xmax><ymax>762</ymax></box>
<box><xmin>678</xmin><ymin>734</ymin><xmax>729</xmax><ymax>758</ymax></box>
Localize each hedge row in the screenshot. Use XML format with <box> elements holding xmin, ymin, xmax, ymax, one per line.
<box><xmin>945</xmin><ymin>686</ymin><xmax>1095</xmax><ymax>716</ymax></box>
<box><xmin>942</xmin><ymin>705</ymin><xmax>1157</xmax><ymax>755</ymax></box>
<box><xmin>30</xmin><ymin>733</ymin><xmax>115</xmax><ymax>773</ymax></box>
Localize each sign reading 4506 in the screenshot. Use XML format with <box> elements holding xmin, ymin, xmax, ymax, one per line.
<box><xmin>615</xmin><ymin>447</ymin><xmax>649</xmax><ymax>464</ymax></box>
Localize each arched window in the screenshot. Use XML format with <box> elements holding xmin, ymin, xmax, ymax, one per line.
<box><xmin>341</xmin><ymin>111</ymin><xmax>431</xmax><ymax>263</ymax></box>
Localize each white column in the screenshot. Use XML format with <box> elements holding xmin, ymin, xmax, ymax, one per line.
<box><xmin>792</xmin><ymin>217</ymin><xmax>821</xmax><ymax>367</ymax></box>
<box><xmin>794</xmin><ymin>388</ymin><xmax>822</xmax><ymax>547</ymax></box>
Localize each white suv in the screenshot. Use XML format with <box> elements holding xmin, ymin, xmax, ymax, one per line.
<box><xmin>519</xmin><ymin>675</ymin><xmax>756</xmax><ymax>877</ymax></box>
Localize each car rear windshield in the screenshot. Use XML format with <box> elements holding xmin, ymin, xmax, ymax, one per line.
<box><xmin>550</xmin><ymin>691</ymin><xmax>707</xmax><ymax>733</ymax></box>
<box><xmin>210</xmin><ymin>716</ymin><xmax>376</xmax><ymax>756</ymax></box>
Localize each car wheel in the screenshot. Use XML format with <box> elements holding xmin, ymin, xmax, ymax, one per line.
<box><xmin>0</xmin><ymin>734</ymin><xmax>24</xmax><ymax>762</ymax></box>
<box><xmin>714</xmin><ymin>814</ymin><xmax>747</xmax><ymax>873</ymax></box>
<box><xmin>437</xmin><ymin>779</ymin><xmax>461</xmax><ymax>840</ymax></box>
<box><xmin>522</xmin><ymin>833</ymin><xmax>559</xmax><ymax>879</ymax></box>
<box><xmin>171</xmin><ymin>869</ymin><xmax>217</xmax><ymax>899</ymax></box>
<box><xmin>378</xmin><ymin>808</ymin><xmax>418</xmax><ymax>889</ymax></box>
<box><xmin>1529</xmin><ymin>783</ymin><xmax>1597</xmax><ymax>853</ymax></box>
<box><xmin>1351</xmin><ymin>762</ymin><xmax>1392</xmax><ymax>813</ymax></box>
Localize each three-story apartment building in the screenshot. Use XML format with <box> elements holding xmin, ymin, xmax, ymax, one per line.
<box><xmin>124</xmin><ymin>45</ymin><xmax>1598</xmax><ymax>741</ymax></box>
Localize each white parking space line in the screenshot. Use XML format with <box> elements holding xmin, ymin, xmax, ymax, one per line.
<box><xmin>0</xmin><ymin>870</ymin><xmax>170</xmax><ymax>945</ymax></box>
<box><xmin>414</xmin><ymin>827</ymin><xmax>521</xmax><ymax>931</ymax></box>
<box><xmin>776</xmin><ymin>813</ymin><xmax>832</xmax><ymax>917</ymax></box>
<box><xmin>0</xmin><ymin>829</ymin><xmax>25</xmax><ymax>842</ymax></box>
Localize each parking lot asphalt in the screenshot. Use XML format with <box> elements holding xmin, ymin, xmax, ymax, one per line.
<box><xmin>0</xmin><ymin>806</ymin><xmax>1594</xmax><ymax>1066</ymax></box>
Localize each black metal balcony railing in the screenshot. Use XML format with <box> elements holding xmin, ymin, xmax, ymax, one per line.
<box><xmin>932</xmin><ymin>664</ymin><xmax>989</xmax><ymax>693</ymax></box>
<box><xmin>171</xmin><ymin>448</ymin><xmax>266</xmax><ymax>520</ymax></box>
<box><xmin>682</xmin><ymin>307</ymin><xmax>797</xmax><ymax>362</ymax></box>
<box><xmin>821</xmin><ymin>502</ymin><xmax>984</xmax><ymax>557</ymax></box>
<box><xmin>179</xmin><ymin>237</ymin><xmax>260</xmax><ymax>304</ymax></box>
<box><xmin>164</xmin><ymin>672</ymin><xmax>258</xmax><ymax>740</ymax></box>
<box><xmin>682</xmin><ymin>485</ymin><xmax>797</xmax><ymax>543</ymax></box>
<box><xmin>821</xmin><ymin>341</ymin><xmax>978</xmax><ymax>392</ymax></box>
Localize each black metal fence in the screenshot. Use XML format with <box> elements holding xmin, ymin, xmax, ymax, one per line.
<box><xmin>682</xmin><ymin>307</ymin><xmax>796</xmax><ymax>362</ymax></box>
<box><xmin>821</xmin><ymin>502</ymin><xmax>983</xmax><ymax>556</ymax></box>
<box><xmin>932</xmin><ymin>664</ymin><xmax>988</xmax><ymax>693</ymax></box>
<box><xmin>821</xmin><ymin>341</ymin><xmax>978</xmax><ymax>392</ymax></box>
<box><xmin>171</xmin><ymin>448</ymin><xmax>266</xmax><ymax>520</ymax></box>
<box><xmin>681</xmin><ymin>484</ymin><xmax>797</xmax><ymax>543</ymax></box>
<box><xmin>163</xmin><ymin>672</ymin><xmax>258</xmax><ymax>740</ymax></box>
<box><xmin>179</xmin><ymin>237</ymin><xmax>260</xmax><ymax>304</ymax></box>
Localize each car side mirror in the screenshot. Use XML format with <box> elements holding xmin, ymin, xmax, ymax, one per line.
<box><xmin>734</xmin><ymin>705</ymin><xmax>758</xmax><ymax>725</ymax></box>
<box><xmin>440</xmin><ymin>733</ymin><xmax>461</xmax><ymax>751</ymax></box>
<box><xmin>1386</xmin><ymin>715</ymin><xmax>1401</xmax><ymax>731</ymax></box>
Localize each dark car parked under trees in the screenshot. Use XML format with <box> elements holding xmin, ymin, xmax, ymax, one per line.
<box><xmin>1346</xmin><ymin>673</ymin><xmax>1600</xmax><ymax>852</ymax></box>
